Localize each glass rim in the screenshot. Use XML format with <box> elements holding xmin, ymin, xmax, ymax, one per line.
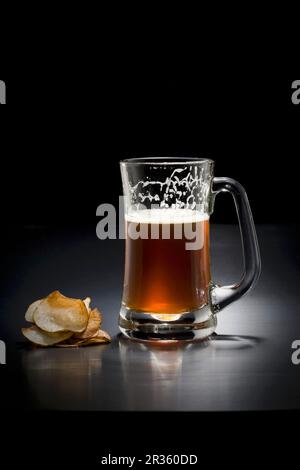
<box><xmin>120</xmin><ymin>157</ymin><xmax>214</xmax><ymax>166</ymax></box>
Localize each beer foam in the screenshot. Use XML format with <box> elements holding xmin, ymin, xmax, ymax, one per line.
<box><xmin>125</xmin><ymin>209</ymin><xmax>209</xmax><ymax>224</ymax></box>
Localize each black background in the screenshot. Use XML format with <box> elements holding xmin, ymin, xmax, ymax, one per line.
<box><xmin>0</xmin><ymin>73</ymin><xmax>299</xmax><ymax>229</ymax></box>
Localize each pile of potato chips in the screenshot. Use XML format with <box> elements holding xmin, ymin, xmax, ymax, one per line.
<box><xmin>22</xmin><ymin>291</ymin><xmax>111</xmax><ymax>347</ymax></box>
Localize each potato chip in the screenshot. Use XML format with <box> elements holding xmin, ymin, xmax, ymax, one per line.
<box><xmin>25</xmin><ymin>299</ymin><xmax>42</xmax><ymax>323</ymax></box>
<box><xmin>96</xmin><ymin>329</ymin><xmax>111</xmax><ymax>342</ymax></box>
<box><xmin>80</xmin><ymin>338</ymin><xmax>109</xmax><ymax>346</ymax></box>
<box><xmin>83</xmin><ymin>297</ymin><xmax>91</xmax><ymax>312</ymax></box>
<box><xmin>22</xmin><ymin>326</ymin><xmax>73</xmax><ymax>347</ymax></box>
<box><xmin>57</xmin><ymin>327</ymin><xmax>111</xmax><ymax>347</ymax></box>
<box><xmin>80</xmin><ymin>329</ymin><xmax>111</xmax><ymax>346</ymax></box>
<box><xmin>33</xmin><ymin>291</ymin><xmax>89</xmax><ymax>333</ymax></box>
<box><xmin>22</xmin><ymin>292</ymin><xmax>111</xmax><ymax>348</ymax></box>
<box><xmin>73</xmin><ymin>308</ymin><xmax>102</xmax><ymax>340</ymax></box>
<box><xmin>55</xmin><ymin>339</ymin><xmax>85</xmax><ymax>348</ymax></box>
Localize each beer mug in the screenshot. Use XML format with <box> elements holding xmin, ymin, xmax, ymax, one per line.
<box><xmin>119</xmin><ymin>158</ymin><xmax>261</xmax><ymax>342</ymax></box>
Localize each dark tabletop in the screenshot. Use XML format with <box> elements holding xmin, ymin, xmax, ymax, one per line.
<box><xmin>1</xmin><ymin>224</ymin><xmax>300</xmax><ymax>411</ymax></box>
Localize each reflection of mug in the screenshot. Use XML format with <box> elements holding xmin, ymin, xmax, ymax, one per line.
<box><xmin>119</xmin><ymin>158</ymin><xmax>261</xmax><ymax>342</ymax></box>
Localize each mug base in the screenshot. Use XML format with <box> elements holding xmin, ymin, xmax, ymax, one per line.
<box><xmin>118</xmin><ymin>304</ymin><xmax>217</xmax><ymax>342</ymax></box>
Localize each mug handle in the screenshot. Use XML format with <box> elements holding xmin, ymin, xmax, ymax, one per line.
<box><xmin>210</xmin><ymin>177</ymin><xmax>261</xmax><ymax>313</ymax></box>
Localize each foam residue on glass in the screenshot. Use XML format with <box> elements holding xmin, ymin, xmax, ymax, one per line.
<box><xmin>125</xmin><ymin>165</ymin><xmax>213</xmax><ymax>214</ymax></box>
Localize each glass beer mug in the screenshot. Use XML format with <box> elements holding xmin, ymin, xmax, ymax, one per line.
<box><xmin>119</xmin><ymin>158</ymin><xmax>261</xmax><ymax>342</ymax></box>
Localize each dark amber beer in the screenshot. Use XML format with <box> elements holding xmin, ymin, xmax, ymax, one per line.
<box><xmin>122</xmin><ymin>210</ymin><xmax>211</xmax><ymax>315</ymax></box>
